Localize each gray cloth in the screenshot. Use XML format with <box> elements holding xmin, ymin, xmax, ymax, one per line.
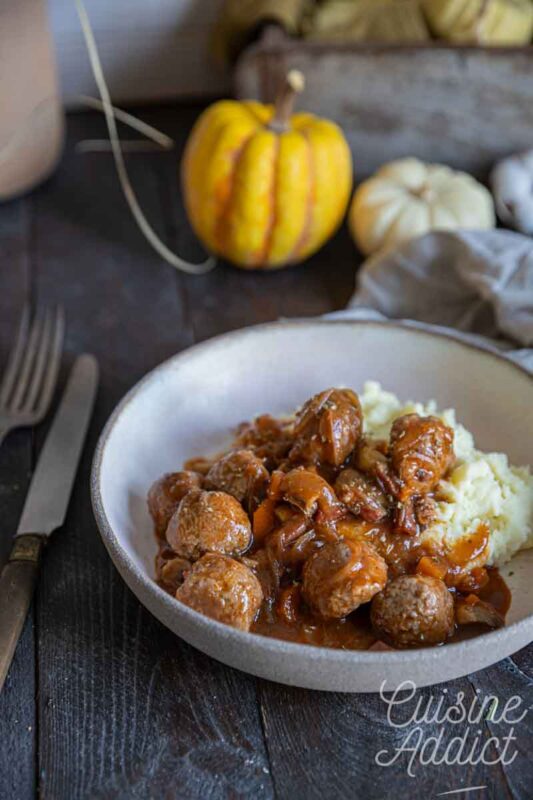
<box><xmin>327</xmin><ymin>230</ymin><xmax>533</xmax><ymax>373</ymax></box>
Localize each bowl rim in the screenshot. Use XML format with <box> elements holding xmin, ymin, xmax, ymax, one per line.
<box><xmin>90</xmin><ymin>318</ymin><xmax>533</xmax><ymax>668</ymax></box>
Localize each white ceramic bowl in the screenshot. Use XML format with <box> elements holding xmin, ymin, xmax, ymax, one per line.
<box><xmin>91</xmin><ymin>320</ymin><xmax>533</xmax><ymax>692</ymax></box>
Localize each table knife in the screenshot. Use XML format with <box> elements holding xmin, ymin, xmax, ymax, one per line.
<box><xmin>0</xmin><ymin>354</ymin><xmax>98</xmax><ymax>692</ymax></box>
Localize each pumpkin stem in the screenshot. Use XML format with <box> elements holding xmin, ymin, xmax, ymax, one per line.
<box><xmin>269</xmin><ymin>70</ymin><xmax>305</xmax><ymax>133</ymax></box>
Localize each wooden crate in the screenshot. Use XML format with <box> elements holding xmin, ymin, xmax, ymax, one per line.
<box><xmin>234</xmin><ymin>27</ymin><xmax>533</xmax><ymax>178</ymax></box>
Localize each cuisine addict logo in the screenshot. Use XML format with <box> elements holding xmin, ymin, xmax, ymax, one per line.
<box><xmin>375</xmin><ymin>680</ymin><xmax>527</xmax><ymax>780</ymax></box>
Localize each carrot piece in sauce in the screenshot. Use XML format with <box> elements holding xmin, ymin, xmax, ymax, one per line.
<box><xmin>253</xmin><ymin>498</ymin><xmax>276</xmax><ymax>542</ymax></box>
<box><xmin>416</xmin><ymin>555</ymin><xmax>448</xmax><ymax>581</ymax></box>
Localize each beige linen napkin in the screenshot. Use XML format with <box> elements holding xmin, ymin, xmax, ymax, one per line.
<box><xmin>328</xmin><ymin>230</ymin><xmax>533</xmax><ymax>372</ymax></box>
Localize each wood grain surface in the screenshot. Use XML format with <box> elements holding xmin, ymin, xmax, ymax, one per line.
<box><xmin>0</xmin><ymin>200</ymin><xmax>36</xmax><ymax>800</ymax></box>
<box><xmin>0</xmin><ymin>106</ymin><xmax>531</xmax><ymax>800</ymax></box>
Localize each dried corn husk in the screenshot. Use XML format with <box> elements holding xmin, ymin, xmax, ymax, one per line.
<box><xmin>423</xmin><ymin>0</ymin><xmax>533</xmax><ymax>45</ymax></box>
<box><xmin>304</xmin><ymin>0</ymin><xmax>430</xmax><ymax>42</ymax></box>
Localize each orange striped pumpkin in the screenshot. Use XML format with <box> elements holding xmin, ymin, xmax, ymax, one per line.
<box><xmin>181</xmin><ymin>71</ymin><xmax>353</xmax><ymax>270</ymax></box>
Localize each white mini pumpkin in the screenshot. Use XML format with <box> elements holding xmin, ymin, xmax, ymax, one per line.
<box><xmin>349</xmin><ymin>158</ymin><xmax>495</xmax><ymax>256</ymax></box>
<box><xmin>490</xmin><ymin>150</ymin><xmax>533</xmax><ymax>235</ymax></box>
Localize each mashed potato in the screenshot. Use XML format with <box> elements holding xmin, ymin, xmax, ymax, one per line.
<box><xmin>360</xmin><ymin>381</ymin><xmax>533</xmax><ymax>567</ymax></box>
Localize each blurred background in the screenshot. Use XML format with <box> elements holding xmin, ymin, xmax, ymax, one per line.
<box><xmin>49</xmin><ymin>0</ymin><xmax>229</xmax><ymax>102</ymax></box>
<box><xmin>3</xmin><ymin>0</ymin><xmax>533</xmax><ymax>255</ymax></box>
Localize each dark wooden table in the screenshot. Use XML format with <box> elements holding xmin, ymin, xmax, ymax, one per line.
<box><xmin>0</xmin><ymin>105</ymin><xmax>531</xmax><ymax>800</ymax></box>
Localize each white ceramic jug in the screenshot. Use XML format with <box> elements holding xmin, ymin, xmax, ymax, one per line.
<box><xmin>0</xmin><ymin>0</ymin><xmax>64</xmax><ymax>200</ymax></box>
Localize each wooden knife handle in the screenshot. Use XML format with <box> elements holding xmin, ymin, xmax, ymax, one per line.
<box><xmin>0</xmin><ymin>535</ymin><xmax>44</xmax><ymax>693</ymax></box>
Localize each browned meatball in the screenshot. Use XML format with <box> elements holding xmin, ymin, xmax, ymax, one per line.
<box><xmin>205</xmin><ymin>449</ymin><xmax>269</xmax><ymax>504</ymax></box>
<box><xmin>335</xmin><ymin>468</ymin><xmax>389</xmax><ymax>522</ymax></box>
<box><xmin>147</xmin><ymin>471</ymin><xmax>202</xmax><ymax>536</ymax></box>
<box><xmin>371</xmin><ymin>574</ymin><xmax>455</xmax><ymax>648</ymax></box>
<box><xmin>290</xmin><ymin>388</ymin><xmax>362</xmax><ymax>467</ymax></box>
<box><xmin>166</xmin><ymin>490</ymin><xmax>251</xmax><ymax>560</ymax></box>
<box><xmin>280</xmin><ymin>468</ymin><xmax>341</xmax><ymax>518</ymax></box>
<box><xmin>176</xmin><ymin>553</ymin><xmax>263</xmax><ymax>631</ymax></box>
<box><xmin>390</xmin><ymin>414</ymin><xmax>454</xmax><ymax>501</ymax></box>
<box><xmin>302</xmin><ymin>539</ymin><xmax>388</xmax><ymax>619</ymax></box>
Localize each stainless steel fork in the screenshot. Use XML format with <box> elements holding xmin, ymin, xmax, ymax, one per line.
<box><xmin>0</xmin><ymin>305</ymin><xmax>65</xmax><ymax>447</ymax></box>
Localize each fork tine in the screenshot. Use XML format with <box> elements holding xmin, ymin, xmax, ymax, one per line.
<box><xmin>10</xmin><ymin>309</ymin><xmax>47</xmax><ymax>410</ymax></box>
<box><xmin>0</xmin><ymin>304</ymin><xmax>30</xmax><ymax>407</ymax></box>
<box><xmin>21</xmin><ymin>308</ymin><xmax>54</xmax><ymax>413</ymax></box>
<box><xmin>33</xmin><ymin>306</ymin><xmax>65</xmax><ymax>420</ymax></box>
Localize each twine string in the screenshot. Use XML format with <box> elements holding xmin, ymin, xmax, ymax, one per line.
<box><xmin>74</xmin><ymin>0</ymin><xmax>215</xmax><ymax>275</ymax></box>
<box><xmin>76</xmin><ymin>95</ymin><xmax>175</xmax><ymax>150</ymax></box>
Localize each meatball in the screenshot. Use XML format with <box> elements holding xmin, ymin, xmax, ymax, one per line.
<box><xmin>280</xmin><ymin>468</ymin><xmax>341</xmax><ymax>518</ymax></box>
<box><xmin>290</xmin><ymin>388</ymin><xmax>362</xmax><ymax>467</ymax></box>
<box><xmin>148</xmin><ymin>471</ymin><xmax>202</xmax><ymax>536</ymax></box>
<box><xmin>205</xmin><ymin>449</ymin><xmax>269</xmax><ymax>504</ymax></box>
<box><xmin>166</xmin><ymin>489</ymin><xmax>251</xmax><ymax>560</ymax></box>
<box><xmin>371</xmin><ymin>574</ymin><xmax>455</xmax><ymax>648</ymax></box>
<box><xmin>176</xmin><ymin>553</ymin><xmax>263</xmax><ymax>631</ymax></box>
<box><xmin>390</xmin><ymin>414</ymin><xmax>454</xmax><ymax>501</ymax></box>
<box><xmin>335</xmin><ymin>468</ymin><xmax>389</xmax><ymax>522</ymax></box>
<box><xmin>302</xmin><ymin>539</ymin><xmax>388</xmax><ymax>619</ymax></box>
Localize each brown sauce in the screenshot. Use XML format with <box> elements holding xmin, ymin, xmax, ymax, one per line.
<box><xmin>154</xmin><ymin>513</ymin><xmax>511</xmax><ymax>649</ymax></box>
<box><xmin>477</xmin><ymin>568</ymin><xmax>512</xmax><ymax>617</ymax></box>
<box><xmin>252</xmin><ymin>604</ymin><xmax>376</xmax><ymax>649</ymax></box>
<box><xmin>151</xmin><ymin>393</ymin><xmax>513</xmax><ymax>650</ymax></box>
